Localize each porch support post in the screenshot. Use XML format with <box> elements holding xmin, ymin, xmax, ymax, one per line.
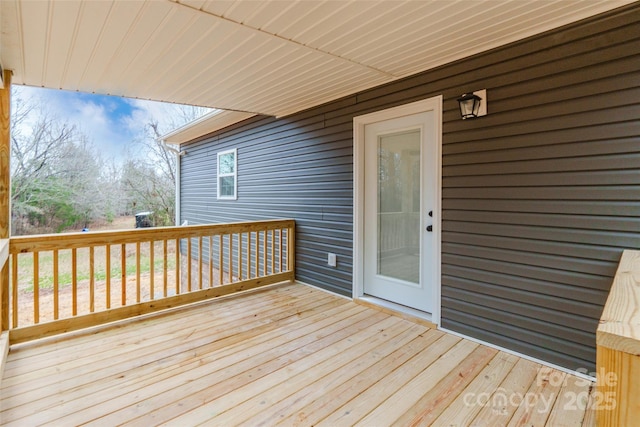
<box><xmin>0</xmin><ymin>68</ymin><xmax>12</xmax><ymax>331</ymax></box>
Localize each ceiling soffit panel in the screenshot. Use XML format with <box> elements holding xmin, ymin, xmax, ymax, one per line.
<box><xmin>0</xmin><ymin>0</ymin><xmax>635</xmax><ymax>122</ymax></box>
<box><xmin>97</xmin><ymin>2</ymin><xmax>181</xmax><ymax>95</ymax></box>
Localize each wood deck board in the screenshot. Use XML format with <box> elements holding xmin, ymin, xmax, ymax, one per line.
<box><xmin>4</xmin><ymin>297</ymin><xmax>361</xmax><ymax>424</ymax></box>
<box><xmin>316</xmin><ymin>333</ymin><xmax>463</xmax><ymax>426</ymax></box>
<box><xmin>1</xmin><ymin>294</ymin><xmax>351</xmax><ymax>423</ymax></box>
<box><xmin>356</xmin><ymin>339</ymin><xmax>481</xmax><ymax>426</ymax></box>
<box><xmin>173</xmin><ymin>317</ymin><xmax>414</xmax><ymax>426</ymax></box>
<box><xmin>62</xmin><ymin>306</ymin><xmax>377</xmax><ymax>425</ymax></box>
<box><xmin>3</xmin><ymin>291</ymin><xmax>328</xmax><ymax>388</ymax></box>
<box><xmin>217</xmin><ymin>322</ymin><xmax>418</xmax><ymax>423</ymax></box>
<box><xmin>470</xmin><ymin>358</ymin><xmax>540</xmax><ymax>426</ymax></box>
<box><xmin>279</xmin><ymin>328</ymin><xmax>446</xmax><ymax>427</ymax></box>
<box><xmin>2</xmin><ymin>288</ymin><xmax>338</xmax><ymax>400</ymax></box>
<box><xmin>128</xmin><ymin>312</ymin><xmax>395</xmax><ymax>426</ymax></box>
<box><xmin>505</xmin><ymin>368</ymin><xmax>564</xmax><ymax>427</ymax></box>
<box><xmin>0</xmin><ymin>281</ymin><xmax>594</xmax><ymax>426</ymax></box>
<box><xmin>393</xmin><ymin>345</ymin><xmax>499</xmax><ymax>426</ymax></box>
<box><xmin>431</xmin><ymin>351</ymin><xmax>520</xmax><ymax>426</ymax></box>
<box><xmin>3</xmin><ymin>283</ymin><xmax>307</xmax><ymax>376</ymax></box>
<box><xmin>240</xmin><ymin>324</ymin><xmax>431</xmax><ymax>427</ymax></box>
<box><xmin>6</xmin><ymin>283</ymin><xmax>310</xmax><ymax>364</ymax></box>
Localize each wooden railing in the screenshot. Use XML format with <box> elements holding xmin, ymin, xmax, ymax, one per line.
<box><xmin>0</xmin><ymin>238</ymin><xmax>8</xmax><ymax>331</ymax></box>
<box><xmin>378</xmin><ymin>212</ymin><xmax>419</xmax><ymax>256</ymax></box>
<box><xmin>0</xmin><ymin>238</ymin><xmax>9</xmax><ymax>377</ymax></box>
<box><xmin>4</xmin><ymin>219</ymin><xmax>295</xmax><ymax>344</ymax></box>
<box><xmin>596</xmin><ymin>249</ymin><xmax>640</xmax><ymax>426</ymax></box>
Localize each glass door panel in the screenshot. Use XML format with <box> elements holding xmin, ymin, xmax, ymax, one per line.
<box><xmin>377</xmin><ymin>129</ymin><xmax>421</xmax><ymax>284</ymax></box>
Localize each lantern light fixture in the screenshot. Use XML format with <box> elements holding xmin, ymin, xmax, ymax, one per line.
<box><xmin>457</xmin><ymin>89</ymin><xmax>487</xmax><ymax>119</ymax></box>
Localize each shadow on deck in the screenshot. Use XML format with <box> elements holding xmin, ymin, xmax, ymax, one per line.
<box><xmin>0</xmin><ymin>281</ymin><xmax>595</xmax><ymax>426</ymax></box>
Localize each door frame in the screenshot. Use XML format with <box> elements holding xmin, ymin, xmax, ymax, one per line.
<box><xmin>353</xmin><ymin>96</ymin><xmax>443</xmax><ymax>326</ymax></box>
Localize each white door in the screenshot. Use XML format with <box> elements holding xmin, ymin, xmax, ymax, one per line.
<box><xmin>362</xmin><ymin>109</ymin><xmax>438</xmax><ymax>314</ymax></box>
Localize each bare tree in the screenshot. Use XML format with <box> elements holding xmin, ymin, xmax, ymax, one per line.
<box><xmin>11</xmin><ymin>91</ymin><xmax>76</xmax><ymax>203</ymax></box>
<box><xmin>122</xmin><ymin>105</ymin><xmax>210</xmax><ymax>226</ymax></box>
<box><xmin>10</xmin><ymin>87</ymin><xmax>114</xmax><ymax>234</ymax></box>
<box><xmin>11</xmin><ymin>89</ymin><xmax>80</xmax><ymax>233</ymax></box>
<box><xmin>11</xmin><ymin>87</ymin><xmax>209</xmax><ymax>233</ymax></box>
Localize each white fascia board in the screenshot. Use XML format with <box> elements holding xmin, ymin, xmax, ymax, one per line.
<box><xmin>161</xmin><ymin>110</ymin><xmax>256</xmax><ymax>145</ymax></box>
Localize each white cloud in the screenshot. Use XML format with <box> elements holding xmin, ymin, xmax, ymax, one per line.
<box><xmin>11</xmin><ymin>86</ymin><xmax>211</xmax><ymax>164</ymax></box>
<box><xmin>123</xmin><ymin>98</ymin><xmax>212</xmax><ymax>136</ymax></box>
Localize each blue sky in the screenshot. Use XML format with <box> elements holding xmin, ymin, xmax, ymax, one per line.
<box><xmin>13</xmin><ymin>86</ymin><xmax>209</xmax><ymax>163</ymax></box>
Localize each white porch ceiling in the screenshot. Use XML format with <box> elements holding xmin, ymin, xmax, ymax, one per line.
<box><xmin>1</xmin><ymin>0</ymin><xmax>635</xmax><ymax>139</ymax></box>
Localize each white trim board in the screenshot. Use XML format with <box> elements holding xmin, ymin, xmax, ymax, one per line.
<box><xmin>356</xmin><ymin>295</ymin><xmax>434</xmax><ymax>323</ymax></box>
<box><xmin>295</xmin><ymin>280</ymin><xmax>352</xmax><ymax>301</ymax></box>
<box><xmin>352</xmin><ymin>96</ymin><xmax>443</xmax><ymax>326</ymax></box>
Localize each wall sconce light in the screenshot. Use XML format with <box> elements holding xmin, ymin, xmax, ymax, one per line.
<box><xmin>457</xmin><ymin>89</ymin><xmax>487</xmax><ymax>119</ymax></box>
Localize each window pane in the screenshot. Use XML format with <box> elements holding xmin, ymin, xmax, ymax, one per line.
<box><xmin>219</xmin><ymin>176</ymin><xmax>235</xmax><ymax>197</ymax></box>
<box><xmin>377</xmin><ymin>129</ymin><xmax>420</xmax><ymax>284</ymax></box>
<box><xmin>219</xmin><ymin>153</ymin><xmax>235</xmax><ymax>174</ymax></box>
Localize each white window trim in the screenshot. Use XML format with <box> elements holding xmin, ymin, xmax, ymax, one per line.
<box><xmin>217</xmin><ymin>148</ymin><xmax>237</xmax><ymax>200</ymax></box>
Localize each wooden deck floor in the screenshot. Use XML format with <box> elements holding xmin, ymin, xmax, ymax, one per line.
<box><xmin>1</xmin><ymin>281</ymin><xmax>595</xmax><ymax>426</ymax></box>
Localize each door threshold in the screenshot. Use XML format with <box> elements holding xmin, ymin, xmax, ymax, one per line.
<box><xmin>355</xmin><ymin>296</ymin><xmax>437</xmax><ymax>329</ymax></box>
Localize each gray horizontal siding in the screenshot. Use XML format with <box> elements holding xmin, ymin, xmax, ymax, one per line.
<box><xmin>435</xmin><ymin>5</ymin><xmax>640</xmax><ymax>371</ymax></box>
<box><xmin>180</xmin><ymin>4</ymin><xmax>640</xmax><ymax>371</ymax></box>
<box><xmin>180</xmin><ymin>113</ymin><xmax>355</xmax><ymax>296</ymax></box>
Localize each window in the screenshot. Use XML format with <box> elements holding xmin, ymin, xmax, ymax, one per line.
<box><xmin>217</xmin><ymin>148</ymin><xmax>237</xmax><ymax>200</ymax></box>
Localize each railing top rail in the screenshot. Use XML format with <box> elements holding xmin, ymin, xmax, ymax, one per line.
<box><xmin>9</xmin><ymin>219</ymin><xmax>295</xmax><ymax>254</ymax></box>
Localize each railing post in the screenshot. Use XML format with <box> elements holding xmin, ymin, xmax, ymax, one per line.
<box><xmin>596</xmin><ymin>250</ymin><xmax>640</xmax><ymax>426</ymax></box>
<box><xmin>0</xmin><ymin>69</ymin><xmax>13</xmax><ymax>331</ymax></box>
<box><xmin>288</xmin><ymin>222</ymin><xmax>295</xmax><ymax>276</ymax></box>
<box><xmin>0</xmin><ymin>259</ymin><xmax>7</xmax><ymax>330</ymax></box>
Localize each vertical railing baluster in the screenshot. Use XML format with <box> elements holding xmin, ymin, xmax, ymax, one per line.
<box><xmin>72</xmin><ymin>248</ymin><xmax>77</xmax><ymax>316</ymax></box>
<box><xmin>248</xmin><ymin>232</ymin><xmax>252</xmax><ymax>279</ymax></box>
<box><xmin>238</xmin><ymin>233</ymin><xmax>242</xmax><ymax>281</ymax></box>
<box><xmin>198</xmin><ymin>236</ymin><xmax>203</xmax><ymax>290</ymax></box>
<box><xmin>209</xmin><ymin>236</ymin><xmax>213</xmax><ymax>287</ymax></box>
<box><xmin>121</xmin><ymin>243</ymin><xmax>126</xmax><ymax>306</ymax></box>
<box><xmin>271</xmin><ymin>230</ymin><xmax>275</xmax><ymax>275</ymax></box>
<box><xmin>278</xmin><ymin>229</ymin><xmax>283</xmax><ymax>273</ymax></box>
<box><xmin>0</xmin><ymin>255</ymin><xmax>7</xmax><ymax>331</ymax></box>
<box><xmin>285</xmin><ymin>228</ymin><xmax>288</xmax><ymax>272</ymax></box>
<box><xmin>263</xmin><ymin>230</ymin><xmax>267</xmax><ymax>276</ymax></box>
<box><xmin>163</xmin><ymin>240</ymin><xmax>168</xmax><ymax>297</ymax></box>
<box><xmin>12</xmin><ymin>253</ymin><xmax>17</xmax><ymax>328</ymax></box>
<box><xmin>255</xmin><ymin>231</ymin><xmax>260</xmax><ymax>278</ymax></box>
<box><xmin>89</xmin><ymin>246</ymin><xmax>95</xmax><ymax>313</ymax></box>
<box><xmin>33</xmin><ymin>252</ymin><xmax>39</xmax><ymax>324</ymax></box>
<box><xmin>106</xmin><ymin>245</ymin><xmax>111</xmax><ymax>309</ymax></box>
<box><xmin>228</xmin><ymin>233</ymin><xmax>233</xmax><ymax>283</ymax></box>
<box><xmin>136</xmin><ymin>242</ymin><xmax>141</xmax><ymax>303</ymax></box>
<box><xmin>150</xmin><ymin>241</ymin><xmax>155</xmax><ymax>300</ymax></box>
<box><xmin>187</xmin><ymin>237</ymin><xmax>192</xmax><ymax>292</ymax></box>
<box><xmin>53</xmin><ymin>249</ymin><xmax>59</xmax><ymax>319</ymax></box>
<box><xmin>175</xmin><ymin>238</ymin><xmax>180</xmax><ymax>295</ymax></box>
<box><xmin>219</xmin><ymin>235</ymin><xmax>223</xmax><ymax>286</ymax></box>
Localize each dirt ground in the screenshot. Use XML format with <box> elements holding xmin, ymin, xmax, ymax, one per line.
<box><xmin>14</xmin><ymin>257</ymin><xmax>232</xmax><ymax>327</ymax></box>
<box><xmin>75</xmin><ymin>215</ymin><xmax>137</xmax><ymax>232</ymax></box>
<box><xmin>16</xmin><ymin>270</ymin><xmax>178</xmax><ymax>326</ymax></box>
